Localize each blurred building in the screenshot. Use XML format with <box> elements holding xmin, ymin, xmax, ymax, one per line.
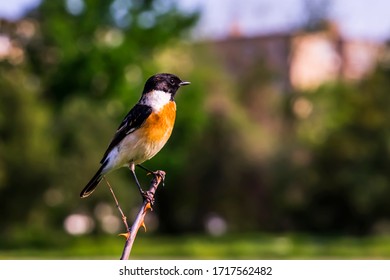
<box><xmin>208</xmin><ymin>22</ymin><xmax>384</xmax><ymax>92</ymax></box>
<box><xmin>290</xmin><ymin>25</ymin><xmax>383</xmax><ymax>90</ymax></box>
<box><xmin>210</xmin><ymin>32</ymin><xmax>292</xmax><ymax>91</ymax></box>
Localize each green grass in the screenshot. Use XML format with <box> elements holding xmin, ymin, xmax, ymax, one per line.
<box><xmin>1</xmin><ymin>233</ymin><xmax>390</xmax><ymax>259</ymax></box>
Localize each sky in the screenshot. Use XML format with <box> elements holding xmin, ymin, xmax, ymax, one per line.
<box><xmin>0</xmin><ymin>0</ymin><xmax>389</xmax><ymax>42</ymax></box>
<box><xmin>0</xmin><ymin>0</ymin><xmax>40</xmax><ymax>20</ymax></box>
<box><xmin>177</xmin><ymin>0</ymin><xmax>390</xmax><ymax>41</ymax></box>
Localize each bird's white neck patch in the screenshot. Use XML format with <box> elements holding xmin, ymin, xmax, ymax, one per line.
<box><xmin>141</xmin><ymin>90</ymin><xmax>172</xmax><ymax>112</ymax></box>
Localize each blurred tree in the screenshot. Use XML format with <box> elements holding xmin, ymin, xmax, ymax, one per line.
<box><xmin>0</xmin><ymin>69</ymin><xmax>54</xmax><ymax>237</ymax></box>
<box><xmin>273</xmin><ymin>53</ymin><xmax>390</xmax><ymax>234</ymax></box>
<box><xmin>26</xmin><ymin>0</ymin><xmax>198</xmax><ymax>105</ymax></box>
<box><xmin>301</xmin><ymin>0</ymin><xmax>332</xmax><ymax>32</ymax></box>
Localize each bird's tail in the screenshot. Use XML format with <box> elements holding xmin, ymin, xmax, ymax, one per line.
<box><xmin>80</xmin><ymin>164</ymin><xmax>106</xmax><ymax>198</ymax></box>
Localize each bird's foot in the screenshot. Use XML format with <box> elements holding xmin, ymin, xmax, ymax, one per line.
<box><xmin>151</xmin><ymin>170</ymin><xmax>166</xmax><ymax>187</ymax></box>
<box><xmin>141</xmin><ymin>190</ymin><xmax>155</xmax><ymax>206</ymax></box>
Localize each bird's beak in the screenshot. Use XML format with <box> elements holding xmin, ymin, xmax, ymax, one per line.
<box><xmin>179</xmin><ymin>81</ymin><xmax>191</xmax><ymax>86</ymax></box>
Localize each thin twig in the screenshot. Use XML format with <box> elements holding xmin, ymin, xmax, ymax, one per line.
<box><xmin>120</xmin><ymin>170</ymin><xmax>165</xmax><ymax>260</ymax></box>
<box><xmin>104</xmin><ymin>176</ymin><xmax>129</xmax><ymax>231</ymax></box>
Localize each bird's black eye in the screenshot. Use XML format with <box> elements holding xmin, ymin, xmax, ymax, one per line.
<box><xmin>170</xmin><ymin>78</ymin><xmax>175</xmax><ymax>85</ymax></box>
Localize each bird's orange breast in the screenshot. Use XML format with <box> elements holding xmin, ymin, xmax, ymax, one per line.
<box><xmin>113</xmin><ymin>101</ymin><xmax>177</xmax><ymax>166</ymax></box>
<box><xmin>142</xmin><ymin>101</ymin><xmax>176</xmax><ymax>144</ymax></box>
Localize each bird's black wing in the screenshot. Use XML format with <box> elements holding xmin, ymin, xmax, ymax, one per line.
<box><xmin>100</xmin><ymin>103</ymin><xmax>152</xmax><ymax>164</ymax></box>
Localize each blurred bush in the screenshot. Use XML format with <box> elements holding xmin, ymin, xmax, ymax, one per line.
<box><xmin>272</xmin><ymin>59</ymin><xmax>390</xmax><ymax>234</ymax></box>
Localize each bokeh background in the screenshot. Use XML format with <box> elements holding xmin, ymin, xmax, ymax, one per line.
<box><xmin>1</xmin><ymin>0</ymin><xmax>390</xmax><ymax>259</ymax></box>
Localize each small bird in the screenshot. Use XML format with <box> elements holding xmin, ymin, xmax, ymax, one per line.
<box><xmin>80</xmin><ymin>73</ymin><xmax>190</xmax><ymax>199</ymax></box>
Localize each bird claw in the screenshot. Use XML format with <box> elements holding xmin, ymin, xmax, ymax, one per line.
<box><xmin>153</xmin><ymin>170</ymin><xmax>166</xmax><ymax>186</ymax></box>
<box><xmin>145</xmin><ymin>170</ymin><xmax>166</xmax><ymax>186</ymax></box>
<box><xmin>141</xmin><ymin>190</ymin><xmax>155</xmax><ymax>206</ymax></box>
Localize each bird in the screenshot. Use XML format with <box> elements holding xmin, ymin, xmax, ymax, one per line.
<box><xmin>80</xmin><ymin>73</ymin><xmax>190</xmax><ymax>199</ymax></box>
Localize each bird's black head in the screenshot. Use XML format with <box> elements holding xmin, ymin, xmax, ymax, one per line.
<box><xmin>142</xmin><ymin>73</ymin><xmax>190</xmax><ymax>97</ymax></box>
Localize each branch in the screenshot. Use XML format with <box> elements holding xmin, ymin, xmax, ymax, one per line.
<box><xmin>119</xmin><ymin>170</ymin><xmax>165</xmax><ymax>260</ymax></box>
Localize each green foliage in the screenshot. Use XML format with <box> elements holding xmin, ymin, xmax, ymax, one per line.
<box><xmin>3</xmin><ymin>233</ymin><xmax>390</xmax><ymax>259</ymax></box>
<box><xmin>0</xmin><ymin>69</ymin><xmax>54</xmax><ymax>233</ymax></box>
<box><xmin>272</xmin><ymin>62</ymin><xmax>390</xmax><ymax>234</ymax></box>
<box><xmin>26</xmin><ymin>0</ymin><xmax>198</xmax><ymax>105</ymax></box>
